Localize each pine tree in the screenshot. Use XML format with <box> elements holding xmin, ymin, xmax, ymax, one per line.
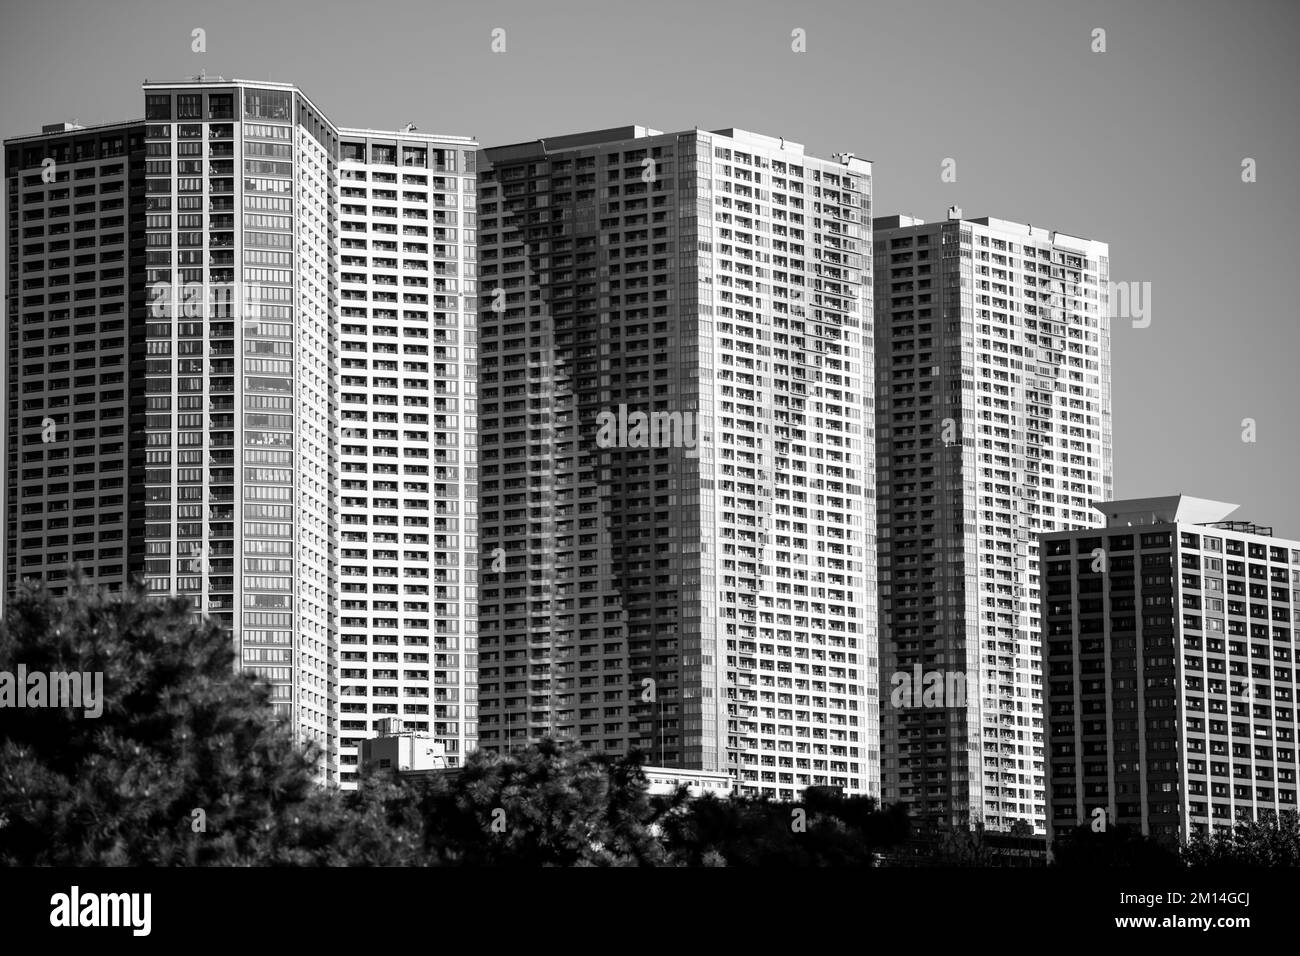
<box><xmin>0</xmin><ymin>577</ymin><xmax>336</xmax><ymax>865</ymax></box>
<box><xmin>413</xmin><ymin>739</ymin><xmax>681</xmax><ymax>866</ymax></box>
<box><xmin>1183</xmin><ymin>810</ymin><xmax>1300</xmax><ymax>867</ymax></box>
<box><xmin>1</xmin><ymin>577</ymin><xmax>917</xmax><ymax>867</ymax></box>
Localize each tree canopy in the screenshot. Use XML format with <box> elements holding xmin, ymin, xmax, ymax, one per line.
<box><xmin>0</xmin><ymin>579</ymin><xmax>908</xmax><ymax>866</ymax></box>
<box><xmin>1183</xmin><ymin>811</ymin><xmax>1300</xmax><ymax>868</ymax></box>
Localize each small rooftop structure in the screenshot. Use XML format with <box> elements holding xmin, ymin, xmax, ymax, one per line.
<box><xmin>1092</xmin><ymin>495</ymin><xmax>1239</xmax><ymax>528</ymax></box>
<box><xmin>359</xmin><ymin>718</ymin><xmax>449</xmax><ymax>776</ymax></box>
<box><xmin>1204</xmin><ymin>519</ymin><xmax>1275</xmax><ymax>538</ymax></box>
<box><xmin>641</xmin><ymin>766</ymin><xmax>735</xmax><ymax>798</ymax></box>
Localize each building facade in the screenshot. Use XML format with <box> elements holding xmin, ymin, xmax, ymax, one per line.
<box><xmin>5</xmin><ymin>119</ymin><xmax>144</xmax><ymax>599</ymax></box>
<box><xmin>334</xmin><ymin>126</ymin><xmax>480</xmax><ymax>782</ymax></box>
<box><xmin>476</xmin><ymin>127</ymin><xmax>876</xmax><ymax>799</ymax></box>
<box><xmin>4</xmin><ymin>79</ymin><xmax>478</xmax><ymax>786</ymax></box>
<box><xmin>132</xmin><ymin>79</ymin><xmax>339</xmax><ymax>774</ymax></box>
<box><xmin>359</xmin><ymin>718</ymin><xmax>451</xmax><ymax>778</ymax></box>
<box><xmin>874</xmin><ymin>210</ymin><xmax>1111</xmax><ymax>832</ymax></box>
<box><xmin>1043</xmin><ymin>496</ymin><xmax>1300</xmax><ymax>847</ymax></box>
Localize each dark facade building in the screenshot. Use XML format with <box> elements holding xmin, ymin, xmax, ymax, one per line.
<box><xmin>1043</xmin><ymin>495</ymin><xmax>1300</xmax><ymax>847</ymax></box>
<box><xmin>5</xmin><ymin>119</ymin><xmax>146</xmax><ymax>595</ymax></box>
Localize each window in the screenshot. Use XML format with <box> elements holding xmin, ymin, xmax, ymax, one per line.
<box><xmin>208</xmin><ymin>93</ymin><xmax>234</xmax><ymax>119</ymax></box>
<box><xmin>244</xmin><ymin>123</ymin><xmax>291</xmax><ymax>141</ymax></box>
<box><xmin>146</xmin><ymin>95</ymin><xmax>171</xmax><ymax>120</ymax></box>
<box><xmin>244</xmin><ymin>89</ymin><xmax>291</xmax><ymax>121</ymax></box>
<box><xmin>177</xmin><ymin>94</ymin><xmax>202</xmax><ymax>120</ymax></box>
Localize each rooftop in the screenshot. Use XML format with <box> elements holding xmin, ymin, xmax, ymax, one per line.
<box><xmin>1093</xmin><ymin>495</ymin><xmax>1239</xmax><ymax>527</ymax></box>
<box><xmin>8</xmin><ymin>80</ymin><xmax>475</xmax><ymax>147</ymax></box>
<box><xmin>873</xmin><ymin>211</ymin><xmax>1103</xmax><ymax>251</ymax></box>
<box><xmin>482</xmin><ymin>125</ymin><xmax>869</xmax><ymax>168</ymax></box>
<box><xmin>337</xmin><ymin>126</ymin><xmax>477</xmax><ymax>145</ymax></box>
<box><xmin>5</xmin><ymin>117</ymin><xmax>142</xmax><ymax>145</ymax></box>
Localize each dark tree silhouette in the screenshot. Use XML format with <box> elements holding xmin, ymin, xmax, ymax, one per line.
<box><xmin>1</xmin><ymin>578</ymin><xmax>913</xmax><ymax>867</ymax></box>
<box><xmin>0</xmin><ymin>577</ymin><xmax>409</xmax><ymax>865</ymax></box>
<box><xmin>1183</xmin><ymin>810</ymin><xmax>1300</xmax><ymax>867</ymax></box>
<box><xmin>659</xmin><ymin>789</ymin><xmax>909</xmax><ymax>866</ymax></box>
<box><xmin>409</xmin><ymin>740</ymin><xmax>684</xmax><ymax>866</ymax></box>
<box><xmin>1050</xmin><ymin>822</ymin><xmax>1180</xmax><ymax>868</ymax></box>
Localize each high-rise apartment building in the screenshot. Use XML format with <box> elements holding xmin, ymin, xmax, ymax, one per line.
<box><xmin>334</xmin><ymin>126</ymin><xmax>480</xmax><ymax>782</ymax></box>
<box><xmin>134</xmin><ymin>79</ymin><xmax>339</xmax><ymax>774</ymax></box>
<box><xmin>1043</xmin><ymin>496</ymin><xmax>1300</xmax><ymax>847</ymax></box>
<box><xmin>3</xmin><ymin>79</ymin><xmax>478</xmax><ymax>785</ymax></box>
<box><xmin>874</xmin><ymin>210</ymin><xmax>1111</xmax><ymax>832</ymax></box>
<box><xmin>476</xmin><ymin>127</ymin><xmax>876</xmax><ymax>799</ymax></box>
<box><xmin>5</xmin><ymin>119</ymin><xmax>144</xmax><ymax>598</ymax></box>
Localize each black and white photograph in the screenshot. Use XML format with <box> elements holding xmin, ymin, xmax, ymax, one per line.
<box><xmin>0</xmin><ymin>0</ymin><xmax>1296</xmax><ymax>941</ymax></box>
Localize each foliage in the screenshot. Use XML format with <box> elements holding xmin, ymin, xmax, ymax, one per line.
<box><xmin>659</xmin><ymin>788</ymin><xmax>909</xmax><ymax>866</ymax></box>
<box><xmin>0</xmin><ymin>577</ymin><xmax>339</xmax><ymax>865</ymax></box>
<box><xmin>1</xmin><ymin>579</ymin><xmax>911</xmax><ymax>866</ymax></box>
<box><xmin>1050</xmin><ymin>822</ymin><xmax>1181</xmax><ymax>868</ymax></box>
<box><xmin>1183</xmin><ymin>811</ymin><xmax>1300</xmax><ymax>868</ymax></box>
<box><xmin>407</xmin><ymin>740</ymin><xmax>682</xmax><ymax>866</ymax></box>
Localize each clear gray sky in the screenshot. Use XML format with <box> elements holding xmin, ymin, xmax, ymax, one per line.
<box><xmin>4</xmin><ymin>0</ymin><xmax>1297</xmax><ymax>533</ymax></box>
